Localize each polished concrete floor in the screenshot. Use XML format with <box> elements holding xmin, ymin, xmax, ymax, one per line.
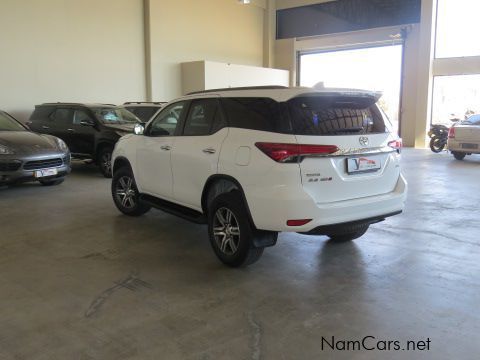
<box><xmin>0</xmin><ymin>149</ymin><xmax>479</xmax><ymax>360</ymax></box>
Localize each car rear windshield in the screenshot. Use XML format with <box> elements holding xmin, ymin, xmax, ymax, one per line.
<box><xmin>462</xmin><ymin>114</ymin><xmax>480</xmax><ymax>125</ymax></box>
<box><xmin>0</xmin><ymin>112</ymin><xmax>25</xmax><ymax>131</ymax></box>
<box><xmin>92</xmin><ymin>107</ymin><xmax>140</xmax><ymax>124</ymax></box>
<box><xmin>125</xmin><ymin>106</ymin><xmax>159</xmax><ymax>122</ymax></box>
<box><xmin>221</xmin><ymin>96</ymin><xmax>388</xmax><ymax>135</ymax></box>
<box><xmin>287</xmin><ymin>96</ymin><xmax>387</xmax><ymax>135</ymax></box>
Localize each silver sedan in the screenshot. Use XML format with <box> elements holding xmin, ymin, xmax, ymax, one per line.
<box><xmin>448</xmin><ymin>114</ymin><xmax>480</xmax><ymax>160</ymax></box>
<box><xmin>0</xmin><ymin>110</ymin><xmax>71</xmax><ymax>186</ymax></box>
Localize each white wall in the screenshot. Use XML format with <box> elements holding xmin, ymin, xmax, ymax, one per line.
<box><xmin>0</xmin><ymin>0</ymin><xmax>146</xmax><ymax>121</ymax></box>
<box><xmin>148</xmin><ymin>0</ymin><xmax>265</xmax><ymax>102</ymax></box>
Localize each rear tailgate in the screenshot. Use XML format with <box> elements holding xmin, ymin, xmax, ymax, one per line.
<box><xmin>288</xmin><ymin>93</ymin><xmax>400</xmax><ymax>204</ymax></box>
<box><xmin>453</xmin><ymin>125</ymin><xmax>480</xmax><ymax>143</ymax></box>
<box><xmin>296</xmin><ymin>133</ymin><xmax>399</xmax><ymax>203</ymax></box>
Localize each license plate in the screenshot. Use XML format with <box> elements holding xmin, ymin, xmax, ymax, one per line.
<box><xmin>461</xmin><ymin>143</ymin><xmax>478</xmax><ymax>149</ymax></box>
<box><xmin>347</xmin><ymin>157</ymin><xmax>381</xmax><ymax>174</ymax></box>
<box><xmin>35</xmin><ymin>168</ymin><xmax>58</xmax><ymax>178</ymax></box>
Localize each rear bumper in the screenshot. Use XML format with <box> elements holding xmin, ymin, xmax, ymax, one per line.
<box><xmin>447</xmin><ymin>139</ymin><xmax>480</xmax><ymax>153</ymax></box>
<box><xmin>246</xmin><ymin>173</ymin><xmax>407</xmax><ymax>232</ymax></box>
<box><xmin>301</xmin><ymin>211</ymin><xmax>401</xmax><ymax>236</ymax></box>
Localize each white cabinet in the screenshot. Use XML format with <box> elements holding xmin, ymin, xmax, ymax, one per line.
<box><xmin>181</xmin><ymin>61</ymin><xmax>290</xmax><ymax>94</ymax></box>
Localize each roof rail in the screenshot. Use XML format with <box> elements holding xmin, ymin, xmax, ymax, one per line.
<box><xmin>123</xmin><ymin>101</ymin><xmax>166</xmax><ymax>105</ymax></box>
<box><xmin>187</xmin><ymin>85</ymin><xmax>288</xmax><ymax>95</ymax></box>
<box><xmin>40</xmin><ymin>102</ymin><xmax>117</xmax><ymax>106</ymax></box>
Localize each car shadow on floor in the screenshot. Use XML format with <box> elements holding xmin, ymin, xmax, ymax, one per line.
<box><xmin>70</xmin><ymin>160</ymin><xmax>105</xmax><ymax>178</ymax></box>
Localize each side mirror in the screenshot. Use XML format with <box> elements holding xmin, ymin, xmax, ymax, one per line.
<box><xmin>80</xmin><ymin>120</ymin><xmax>95</xmax><ymax>127</ymax></box>
<box><xmin>134</xmin><ymin>123</ymin><xmax>145</xmax><ymax>135</ymax></box>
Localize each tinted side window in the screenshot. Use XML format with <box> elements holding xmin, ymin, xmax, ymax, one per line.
<box><xmin>148</xmin><ymin>102</ymin><xmax>186</xmax><ymax>136</ymax></box>
<box><xmin>49</xmin><ymin>108</ymin><xmax>73</xmax><ymax>125</ymax></box>
<box><xmin>183</xmin><ymin>99</ymin><xmax>222</xmax><ymax>136</ymax></box>
<box><xmin>221</xmin><ymin>97</ymin><xmax>290</xmax><ymax>133</ymax></box>
<box><xmin>73</xmin><ymin>110</ymin><xmax>94</xmax><ymax>125</ymax></box>
<box><xmin>30</xmin><ymin>106</ymin><xmax>55</xmax><ymax>122</ymax></box>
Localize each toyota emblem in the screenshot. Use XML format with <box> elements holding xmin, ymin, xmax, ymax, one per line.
<box><xmin>359</xmin><ymin>136</ymin><xmax>369</xmax><ymax>146</ymax></box>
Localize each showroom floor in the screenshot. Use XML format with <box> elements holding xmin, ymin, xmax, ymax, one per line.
<box><xmin>0</xmin><ymin>149</ymin><xmax>479</xmax><ymax>360</ymax></box>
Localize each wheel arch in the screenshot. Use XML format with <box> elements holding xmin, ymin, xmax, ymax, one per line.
<box><xmin>201</xmin><ymin>174</ymin><xmax>257</xmax><ymax>229</ymax></box>
<box><xmin>95</xmin><ymin>141</ymin><xmax>115</xmax><ymax>161</ymax></box>
<box><xmin>112</xmin><ymin>156</ymin><xmax>132</xmax><ymax>174</ymax></box>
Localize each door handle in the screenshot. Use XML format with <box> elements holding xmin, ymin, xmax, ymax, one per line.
<box><xmin>67</xmin><ymin>128</ymin><xmax>74</xmax><ymax>132</ymax></box>
<box><xmin>160</xmin><ymin>145</ymin><xmax>171</xmax><ymax>151</ymax></box>
<box><xmin>42</xmin><ymin>126</ymin><xmax>50</xmax><ymax>129</ymax></box>
<box><xmin>202</xmin><ymin>148</ymin><xmax>216</xmax><ymax>154</ymax></box>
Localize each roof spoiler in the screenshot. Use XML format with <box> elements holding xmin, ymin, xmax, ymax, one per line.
<box><xmin>292</xmin><ymin>90</ymin><xmax>383</xmax><ymax>107</ymax></box>
<box><xmin>187</xmin><ymin>85</ymin><xmax>288</xmax><ymax>95</ymax></box>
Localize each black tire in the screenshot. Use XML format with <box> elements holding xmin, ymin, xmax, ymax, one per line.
<box><xmin>112</xmin><ymin>167</ymin><xmax>151</xmax><ymax>216</ymax></box>
<box><xmin>429</xmin><ymin>137</ymin><xmax>445</xmax><ymax>153</ymax></box>
<box><xmin>328</xmin><ymin>224</ymin><xmax>369</xmax><ymax>242</ymax></box>
<box><xmin>98</xmin><ymin>147</ymin><xmax>113</xmax><ymax>178</ymax></box>
<box><xmin>452</xmin><ymin>151</ymin><xmax>466</xmax><ymax>160</ymax></box>
<box><xmin>39</xmin><ymin>178</ymin><xmax>65</xmax><ymax>186</ymax></box>
<box><xmin>208</xmin><ymin>191</ymin><xmax>265</xmax><ymax>267</ymax></box>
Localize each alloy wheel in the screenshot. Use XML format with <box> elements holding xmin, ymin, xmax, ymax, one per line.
<box><xmin>102</xmin><ymin>152</ymin><xmax>112</xmax><ymax>174</ymax></box>
<box><xmin>115</xmin><ymin>176</ymin><xmax>136</xmax><ymax>209</ymax></box>
<box><xmin>213</xmin><ymin>207</ymin><xmax>241</xmax><ymax>255</ymax></box>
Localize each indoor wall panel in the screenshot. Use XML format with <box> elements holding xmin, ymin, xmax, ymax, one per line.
<box><xmin>0</xmin><ymin>0</ymin><xmax>145</xmax><ymax>121</ymax></box>
<box><xmin>148</xmin><ymin>0</ymin><xmax>265</xmax><ymax>101</ymax></box>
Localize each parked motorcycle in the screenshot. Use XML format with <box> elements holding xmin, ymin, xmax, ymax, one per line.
<box><xmin>428</xmin><ymin>115</ymin><xmax>462</xmax><ymax>153</ymax></box>
<box><xmin>428</xmin><ymin>124</ymin><xmax>449</xmax><ymax>153</ymax></box>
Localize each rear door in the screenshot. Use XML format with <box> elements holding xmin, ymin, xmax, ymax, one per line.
<box><xmin>171</xmin><ymin>98</ymin><xmax>228</xmax><ymax>209</ymax></box>
<box><xmin>28</xmin><ymin>106</ymin><xmax>55</xmax><ymax>134</ymax></box>
<box><xmin>70</xmin><ymin>108</ymin><xmax>97</xmax><ymax>155</ymax></box>
<box><xmin>288</xmin><ymin>94</ymin><xmax>400</xmax><ymax>203</ymax></box>
<box><xmin>47</xmin><ymin>108</ymin><xmax>75</xmax><ymax>148</ymax></box>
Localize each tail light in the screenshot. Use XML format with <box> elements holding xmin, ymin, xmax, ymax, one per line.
<box><xmin>448</xmin><ymin>127</ymin><xmax>455</xmax><ymax>139</ymax></box>
<box><xmin>255</xmin><ymin>142</ymin><xmax>339</xmax><ymax>163</ymax></box>
<box><xmin>388</xmin><ymin>139</ymin><xmax>402</xmax><ymax>153</ymax></box>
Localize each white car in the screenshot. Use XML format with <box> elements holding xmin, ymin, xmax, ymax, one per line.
<box><xmin>447</xmin><ymin>114</ymin><xmax>480</xmax><ymax>160</ymax></box>
<box><xmin>111</xmin><ymin>86</ymin><xmax>407</xmax><ymax>267</ymax></box>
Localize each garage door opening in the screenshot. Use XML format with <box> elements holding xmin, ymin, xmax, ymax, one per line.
<box><xmin>299</xmin><ymin>45</ymin><xmax>403</xmax><ymax>133</ymax></box>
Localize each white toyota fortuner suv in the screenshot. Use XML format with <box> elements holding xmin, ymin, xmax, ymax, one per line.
<box><xmin>111</xmin><ymin>86</ymin><xmax>407</xmax><ymax>267</ymax></box>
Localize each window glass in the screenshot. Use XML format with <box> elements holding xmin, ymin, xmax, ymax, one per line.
<box><xmin>431</xmin><ymin>75</ymin><xmax>480</xmax><ymax>125</ymax></box>
<box><xmin>92</xmin><ymin>107</ymin><xmax>139</xmax><ymax>124</ymax></box>
<box><xmin>149</xmin><ymin>102</ymin><xmax>186</xmax><ymax>136</ymax></box>
<box><xmin>0</xmin><ymin>112</ymin><xmax>25</xmax><ymax>131</ymax></box>
<box><xmin>49</xmin><ymin>108</ymin><xmax>73</xmax><ymax>124</ymax></box>
<box><xmin>183</xmin><ymin>99</ymin><xmax>219</xmax><ymax>136</ymax></box>
<box><xmin>221</xmin><ymin>97</ymin><xmax>291</xmax><ymax>133</ymax></box>
<box><xmin>125</xmin><ymin>107</ymin><xmax>159</xmax><ymax>122</ymax></box>
<box><xmin>462</xmin><ymin>115</ymin><xmax>480</xmax><ymax>126</ymax></box>
<box><xmin>31</xmin><ymin>106</ymin><xmax>55</xmax><ymax>122</ymax></box>
<box><xmin>287</xmin><ymin>96</ymin><xmax>386</xmax><ymax>135</ymax></box>
<box><xmin>436</xmin><ymin>0</ymin><xmax>480</xmax><ymax>58</ymax></box>
<box><xmin>211</xmin><ymin>106</ymin><xmax>227</xmax><ymax>134</ymax></box>
<box><xmin>73</xmin><ymin>110</ymin><xmax>94</xmax><ymax>125</ymax></box>
<box><xmin>299</xmin><ymin>45</ymin><xmax>402</xmax><ymax>132</ymax></box>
